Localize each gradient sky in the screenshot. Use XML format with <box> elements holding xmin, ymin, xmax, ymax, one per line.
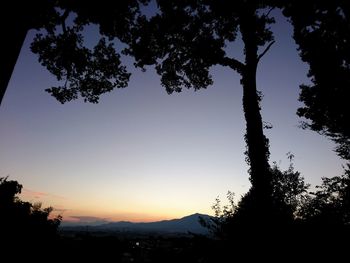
<box><xmin>0</xmin><ymin>10</ymin><xmax>345</xmax><ymax>223</ymax></box>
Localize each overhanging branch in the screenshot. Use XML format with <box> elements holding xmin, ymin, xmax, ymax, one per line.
<box><xmin>257</xmin><ymin>41</ymin><xmax>275</xmax><ymax>61</ymax></box>
<box><xmin>218</xmin><ymin>56</ymin><xmax>245</xmax><ymax>74</ymax></box>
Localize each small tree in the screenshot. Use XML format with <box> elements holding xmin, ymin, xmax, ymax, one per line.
<box><xmin>203</xmin><ymin>156</ymin><xmax>309</xmax><ymax>238</ymax></box>
<box><xmin>0</xmin><ymin>177</ymin><xmax>61</xmax><ymax>243</ymax></box>
<box><xmin>199</xmin><ymin>191</ymin><xmax>237</xmax><ymax>239</ymax></box>
<box><xmin>299</xmin><ymin>166</ymin><xmax>350</xmax><ymax>225</ymax></box>
<box><xmin>270</xmin><ymin>154</ymin><xmax>310</xmax><ymax>220</ymax></box>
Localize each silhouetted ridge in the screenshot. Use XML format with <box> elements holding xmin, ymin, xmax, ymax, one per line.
<box><xmin>62</xmin><ymin>213</ymin><xmax>212</xmax><ymax>234</ymax></box>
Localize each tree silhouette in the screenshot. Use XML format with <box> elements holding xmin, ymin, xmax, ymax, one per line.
<box><xmin>1</xmin><ymin>0</ymin><xmax>147</xmax><ymax>105</ymax></box>
<box><xmin>298</xmin><ymin>166</ymin><xmax>350</xmax><ymax>225</ymax></box>
<box><xmin>198</xmin><ymin>159</ymin><xmax>312</xmax><ymax>261</ymax></box>
<box><xmin>246</xmin><ymin>157</ymin><xmax>309</xmax><ymax>223</ymax></box>
<box><xmin>1</xmin><ymin>0</ymin><xmax>57</xmax><ymax>105</ymax></box>
<box><xmin>0</xmin><ymin>177</ymin><xmax>61</xmax><ymax>243</ymax></box>
<box><xmin>127</xmin><ymin>0</ymin><xmax>279</xmax><ymax>222</ymax></box>
<box><xmin>283</xmin><ymin>1</ymin><xmax>350</xmax><ymax>160</ymax></box>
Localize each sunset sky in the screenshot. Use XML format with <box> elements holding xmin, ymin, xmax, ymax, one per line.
<box><xmin>0</xmin><ymin>10</ymin><xmax>345</xmax><ymax>223</ymax></box>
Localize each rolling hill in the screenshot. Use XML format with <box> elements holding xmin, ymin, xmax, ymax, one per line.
<box><xmin>61</xmin><ymin>213</ymin><xmax>212</xmax><ymax>234</ymax></box>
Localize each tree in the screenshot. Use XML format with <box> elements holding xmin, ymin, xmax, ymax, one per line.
<box><xmin>201</xmin><ymin>158</ymin><xmax>309</xmax><ymax>241</ymax></box>
<box><xmin>282</xmin><ymin>1</ymin><xmax>350</xmax><ymax>160</ymax></box>
<box><xmin>2</xmin><ymin>0</ymin><xmax>283</xmax><ymax>220</ymax></box>
<box><xmin>269</xmin><ymin>157</ymin><xmax>310</xmax><ymax>220</ymax></box>
<box><xmin>1</xmin><ymin>0</ymin><xmax>147</xmax><ymax>105</ymax></box>
<box><xmin>1</xmin><ymin>0</ymin><xmax>57</xmax><ymax>105</ymax></box>
<box><xmin>127</xmin><ymin>0</ymin><xmax>278</xmax><ymax>221</ymax></box>
<box><xmin>0</xmin><ymin>177</ymin><xmax>61</xmax><ymax>243</ymax></box>
<box><xmin>299</xmin><ymin>166</ymin><xmax>350</xmax><ymax>225</ymax></box>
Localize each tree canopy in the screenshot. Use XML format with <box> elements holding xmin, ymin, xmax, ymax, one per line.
<box><xmin>283</xmin><ymin>1</ymin><xmax>350</xmax><ymax>160</ymax></box>
<box><xmin>1</xmin><ymin>0</ymin><xmax>148</xmax><ymax>105</ymax></box>
<box><xmin>127</xmin><ymin>0</ymin><xmax>283</xmax><ymax>221</ymax></box>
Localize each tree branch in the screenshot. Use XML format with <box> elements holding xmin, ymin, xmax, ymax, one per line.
<box><xmin>218</xmin><ymin>56</ymin><xmax>245</xmax><ymax>74</ymax></box>
<box><xmin>257</xmin><ymin>41</ymin><xmax>275</xmax><ymax>61</ymax></box>
<box><xmin>60</xmin><ymin>9</ymin><xmax>70</xmax><ymax>33</ymax></box>
<box><xmin>264</xmin><ymin>7</ymin><xmax>274</xmax><ymax>18</ymax></box>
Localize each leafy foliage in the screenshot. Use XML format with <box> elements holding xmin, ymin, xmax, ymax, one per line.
<box><xmin>127</xmin><ymin>0</ymin><xmax>277</xmax><ymax>93</ymax></box>
<box><xmin>204</xmin><ymin>159</ymin><xmax>350</xmax><ymax>241</ymax></box>
<box><xmin>29</xmin><ymin>0</ymin><xmax>149</xmax><ymax>103</ymax></box>
<box><xmin>283</xmin><ymin>1</ymin><xmax>350</xmax><ymax>160</ymax></box>
<box><xmin>199</xmin><ymin>191</ymin><xmax>237</xmax><ymax>238</ymax></box>
<box><xmin>0</xmin><ymin>177</ymin><xmax>61</xmax><ymax>242</ymax></box>
<box><xmin>299</xmin><ymin>166</ymin><xmax>350</xmax><ymax>225</ymax></box>
<box><xmin>270</xmin><ymin>156</ymin><xmax>310</xmax><ymax>219</ymax></box>
<box><xmin>202</xmin><ymin>156</ymin><xmax>310</xmax><ymax>237</ymax></box>
<box><xmin>32</xmin><ymin>31</ymin><xmax>130</xmax><ymax>103</ymax></box>
<box><xmin>235</xmin><ymin>158</ymin><xmax>309</xmax><ymax>224</ymax></box>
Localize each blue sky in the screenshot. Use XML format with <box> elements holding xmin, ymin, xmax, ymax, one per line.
<box><xmin>0</xmin><ymin>10</ymin><xmax>345</xmax><ymax>222</ymax></box>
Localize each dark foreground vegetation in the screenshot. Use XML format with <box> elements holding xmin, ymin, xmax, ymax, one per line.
<box><xmin>1</xmin><ymin>170</ymin><xmax>350</xmax><ymax>262</ymax></box>
<box><xmin>57</xmin><ymin>224</ymin><xmax>350</xmax><ymax>262</ymax></box>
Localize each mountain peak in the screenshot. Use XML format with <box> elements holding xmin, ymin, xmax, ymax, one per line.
<box><xmin>180</xmin><ymin>213</ymin><xmax>211</xmax><ymax>220</ymax></box>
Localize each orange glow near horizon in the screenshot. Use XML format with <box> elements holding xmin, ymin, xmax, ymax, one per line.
<box><xmin>20</xmin><ymin>188</ymin><xmax>213</xmax><ymax>223</ymax></box>
<box><xmin>61</xmin><ymin>213</ymin><xmax>175</xmax><ymax>223</ymax></box>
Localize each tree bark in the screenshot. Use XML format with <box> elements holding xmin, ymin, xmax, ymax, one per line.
<box><xmin>241</xmin><ymin>64</ymin><xmax>271</xmax><ymax>190</ymax></box>
<box><xmin>239</xmin><ymin>11</ymin><xmax>273</xmax><ymax>219</ymax></box>
<box><xmin>0</xmin><ymin>14</ymin><xmax>28</xmax><ymax>106</ymax></box>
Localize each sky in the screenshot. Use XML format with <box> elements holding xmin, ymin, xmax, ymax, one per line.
<box><xmin>0</xmin><ymin>10</ymin><xmax>345</xmax><ymax>223</ymax></box>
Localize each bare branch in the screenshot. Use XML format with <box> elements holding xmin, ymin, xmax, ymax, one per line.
<box><xmin>258</xmin><ymin>41</ymin><xmax>275</xmax><ymax>61</ymax></box>
<box><xmin>218</xmin><ymin>56</ymin><xmax>245</xmax><ymax>73</ymax></box>
<box><xmin>264</xmin><ymin>7</ymin><xmax>275</xmax><ymax>18</ymax></box>
<box><xmin>60</xmin><ymin>9</ymin><xmax>70</xmax><ymax>33</ymax></box>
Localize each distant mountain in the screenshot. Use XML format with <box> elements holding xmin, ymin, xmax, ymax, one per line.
<box><xmin>61</xmin><ymin>213</ymin><xmax>212</xmax><ymax>235</ymax></box>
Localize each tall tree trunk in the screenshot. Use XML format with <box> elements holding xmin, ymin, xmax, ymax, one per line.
<box><xmin>239</xmin><ymin>11</ymin><xmax>273</xmax><ymax>220</ymax></box>
<box><xmin>241</xmin><ymin>64</ymin><xmax>274</xmax><ymax>223</ymax></box>
<box><xmin>1</xmin><ymin>15</ymin><xmax>28</xmax><ymax>106</ymax></box>
<box><xmin>241</xmin><ymin>63</ymin><xmax>271</xmax><ymax>191</ymax></box>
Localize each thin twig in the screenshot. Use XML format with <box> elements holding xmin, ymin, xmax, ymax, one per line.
<box><xmin>264</xmin><ymin>7</ymin><xmax>275</xmax><ymax>18</ymax></box>
<box><xmin>257</xmin><ymin>41</ymin><xmax>275</xmax><ymax>61</ymax></box>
